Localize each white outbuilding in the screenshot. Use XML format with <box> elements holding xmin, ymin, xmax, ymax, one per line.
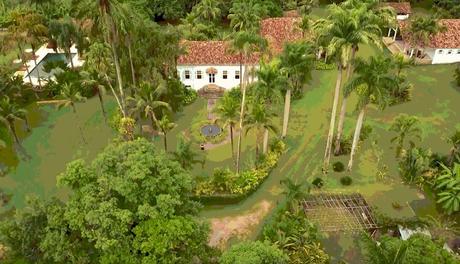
<box><xmin>398</xmin><ymin>19</ymin><xmax>460</xmax><ymax>64</ymax></box>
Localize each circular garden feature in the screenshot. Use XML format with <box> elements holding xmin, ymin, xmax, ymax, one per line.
<box><xmin>201</xmin><ymin>124</ymin><xmax>222</xmax><ymax>138</ymax></box>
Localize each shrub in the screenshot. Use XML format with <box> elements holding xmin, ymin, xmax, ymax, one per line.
<box><xmin>183</xmin><ymin>87</ymin><xmax>197</xmax><ymax>105</ymax></box>
<box><xmin>312</xmin><ymin>178</ymin><xmax>324</xmax><ymax>188</ymax></box>
<box><xmin>333</xmin><ymin>161</ymin><xmax>345</xmax><ymax>172</ymax></box>
<box><xmin>333</xmin><ymin>136</ymin><xmax>352</xmax><ymax>156</ymax></box>
<box><xmin>359</xmin><ymin>124</ymin><xmax>373</xmax><ymax>141</ymax></box>
<box><xmin>340</xmin><ymin>176</ymin><xmax>352</xmax><ymax>186</ymax></box>
<box><xmin>194</xmin><ymin>140</ymin><xmax>285</xmax><ymax>196</ymax></box>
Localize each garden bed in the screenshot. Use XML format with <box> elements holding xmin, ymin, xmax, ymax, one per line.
<box><xmin>193</xmin><ymin>140</ymin><xmax>286</xmax><ymax>204</ymax></box>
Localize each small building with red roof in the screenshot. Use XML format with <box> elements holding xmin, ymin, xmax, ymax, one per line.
<box><xmin>397</xmin><ymin>19</ymin><xmax>460</xmax><ymax>64</ymax></box>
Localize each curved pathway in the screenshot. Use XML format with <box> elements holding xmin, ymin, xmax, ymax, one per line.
<box><xmin>202</xmin><ymin>71</ymin><xmax>335</xmax><ymax>248</ymax></box>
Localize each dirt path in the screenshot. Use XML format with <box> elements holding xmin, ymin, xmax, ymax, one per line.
<box><xmin>208</xmin><ymin>200</ymin><xmax>274</xmax><ymax>248</ymax></box>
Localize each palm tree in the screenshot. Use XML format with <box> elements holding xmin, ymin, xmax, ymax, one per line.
<box><xmin>173</xmin><ymin>136</ymin><xmax>201</xmax><ymax>170</ymax></box>
<box><xmin>0</xmin><ymin>96</ymin><xmax>27</xmax><ymax>145</ymax></box>
<box><xmin>73</xmin><ymin>0</ymin><xmax>127</xmax><ymax>117</ymax></box>
<box><xmin>361</xmin><ymin>233</ymin><xmax>407</xmax><ymax>264</ymax></box>
<box><xmin>244</xmin><ymin>102</ymin><xmax>277</xmax><ymax>160</ymax></box>
<box><xmin>345</xmin><ymin>56</ymin><xmax>397</xmax><ymax>171</ymax></box>
<box><xmin>55</xmin><ymin>82</ymin><xmax>87</xmax><ymax>114</ymax></box>
<box><xmin>389</xmin><ymin>114</ymin><xmax>422</xmax><ymax>159</ymax></box>
<box><xmin>55</xmin><ymin>82</ymin><xmax>87</xmax><ymax>143</ymax></box>
<box><xmin>228</xmin><ymin>0</ymin><xmax>267</xmax><ymax>32</ymax></box>
<box><xmin>48</xmin><ymin>17</ymin><xmax>79</xmax><ymax>69</ymax></box>
<box><xmin>334</xmin><ymin>5</ymin><xmax>386</xmax><ymax>155</ymax></box>
<box><xmin>157</xmin><ymin>115</ymin><xmax>176</xmax><ymax>152</ymax></box>
<box><xmin>280</xmin><ymin>177</ymin><xmax>310</xmax><ymax>210</ymax></box>
<box><xmin>278</xmin><ymin>42</ymin><xmax>315</xmax><ymax>138</ymax></box>
<box><xmin>314</xmin><ymin>5</ymin><xmax>355</xmax><ymax>172</ymax></box>
<box><xmin>409</xmin><ymin>16</ymin><xmax>446</xmax><ymax>58</ymax></box>
<box><xmin>253</xmin><ymin>61</ymin><xmax>284</xmax><ymax>153</ymax></box>
<box><xmin>80</xmin><ymin>70</ymin><xmax>107</xmax><ymax>121</ymax></box>
<box><xmin>214</xmin><ymin>91</ymin><xmax>240</xmax><ymax>161</ymax></box>
<box><xmin>229</xmin><ymin>31</ymin><xmax>267</xmax><ymax>173</ymax></box>
<box><xmin>21</xmin><ymin>11</ymin><xmax>48</xmax><ymax>89</ymax></box>
<box><xmin>128</xmin><ymin>81</ymin><xmax>170</xmax><ymax>132</ymax></box>
<box><xmin>8</xmin><ymin>9</ymin><xmax>35</xmax><ymax>85</ymax></box>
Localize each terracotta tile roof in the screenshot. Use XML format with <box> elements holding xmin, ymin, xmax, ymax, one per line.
<box><xmin>260</xmin><ymin>17</ymin><xmax>303</xmax><ymax>55</ymax></box>
<box><xmin>177</xmin><ymin>41</ymin><xmax>259</xmax><ymax>65</ymax></box>
<box><xmin>383</xmin><ymin>2</ymin><xmax>412</xmax><ymax>14</ymax></box>
<box><xmin>399</xmin><ymin>19</ymin><xmax>460</xmax><ymax>48</ymax></box>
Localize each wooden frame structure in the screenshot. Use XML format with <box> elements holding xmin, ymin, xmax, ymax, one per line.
<box><xmin>302</xmin><ymin>193</ymin><xmax>378</xmax><ymax>233</ymax></box>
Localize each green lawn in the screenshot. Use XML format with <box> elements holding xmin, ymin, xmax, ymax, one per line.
<box><xmin>0</xmin><ymin>97</ymin><xmax>117</xmax><ymax>212</ymax></box>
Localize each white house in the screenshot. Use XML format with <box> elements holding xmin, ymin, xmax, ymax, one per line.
<box><xmin>177</xmin><ymin>16</ymin><xmax>302</xmax><ymax>91</ymax></box>
<box><xmin>398</xmin><ymin>19</ymin><xmax>460</xmax><ymax>64</ymax></box>
<box><xmin>177</xmin><ymin>41</ymin><xmax>258</xmax><ymax>91</ymax></box>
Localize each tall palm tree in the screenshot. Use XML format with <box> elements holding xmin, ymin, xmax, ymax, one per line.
<box><xmin>157</xmin><ymin>115</ymin><xmax>176</xmax><ymax>152</ymax></box>
<box><xmin>244</xmin><ymin>102</ymin><xmax>277</xmax><ymax>160</ymax></box>
<box><xmin>55</xmin><ymin>82</ymin><xmax>87</xmax><ymax>143</ymax></box>
<box><xmin>278</xmin><ymin>42</ymin><xmax>315</xmax><ymax>138</ymax></box>
<box><xmin>214</xmin><ymin>91</ymin><xmax>240</xmax><ymax>161</ymax></box>
<box><xmin>21</xmin><ymin>11</ymin><xmax>48</xmax><ymax>89</ymax></box>
<box><xmin>389</xmin><ymin>114</ymin><xmax>422</xmax><ymax>159</ymax></box>
<box><xmin>48</xmin><ymin>17</ymin><xmax>79</xmax><ymax>69</ymax></box>
<box><xmin>128</xmin><ymin>81</ymin><xmax>170</xmax><ymax>132</ymax></box>
<box><xmin>334</xmin><ymin>4</ymin><xmax>386</xmax><ymax>155</ymax></box>
<box><xmin>314</xmin><ymin>4</ymin><xmax>355</xmax><ymax>172</ymax></box>
<box><xmin>0</xmin><ymin>96</ymin><xmax>27</xmax><ymax>145</ymax></box>
<box><xmin>80</xmin><ymin>70</ymin><xmax>107</xmax><ymax>121</ymax></box>
<box><xmin>229</xmin><ymin>31</ymin><xmax>267</xmax><ymax>173</ymax></box>
<box><xmin>345</xmin><ymin>56</ymin><xmax>397</xmax><ymax>171</ymax></box>
<box><xmin>8</xmin><ymin>9</ymin><xmax>35</xmax><ymax>85</ymax></box>
<box><xmin>409</xmin><ymin>16</ymin><xmax>446</xmax><ymax>58</ymax></box>
<box><xmin>253</xmin><ymin>61</ymin><xmax>284</xmax><ymax>153</ymax></box>
<box><xmin>73</xmin><ymin>0</ymin><xmax>127</xmax><ymax>117</ymax></box>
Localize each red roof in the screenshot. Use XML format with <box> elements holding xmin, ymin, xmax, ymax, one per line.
<box><xmin>177</xmin><ymin>41</ymin><xmax>259</xmax><ymax>65</ymax></box>
<box><xmin>399</xmin><ymin>19</ymin><xmax>460</xmax><ymax>48</ymax></box>
<box><xmin>383</xmin><ymin>2</ymin><xmax>412</xmax><ymax>14</ymax></box>
<box><xmin>260</xmin><ymin>17</ymin><xmax>303</xmax><ymax>55</ymax></box>
<box><xmin>177</xmin><ymin>17</ymin><xmax>303</xmax><ymax>65</ymax></box>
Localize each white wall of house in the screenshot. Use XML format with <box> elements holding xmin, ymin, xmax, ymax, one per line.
<box><xmin>431</xmin><ymin>48</ymin><xmax>460</xmax><ymax>64</ymax></box>
<box><xmin>397</xmin><ymin>14</ymin><xmax>409</xmax><ymax>20</ymax></box>
<box><xmin>177</xmin><ymin>65</ymin><xmax>255</xmax><ymax>90</ymax></box>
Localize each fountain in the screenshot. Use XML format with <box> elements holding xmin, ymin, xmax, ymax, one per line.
<box><xmin>201</xmin><ymin>124</ymin><xmax>222</xmax><ymax>137</ymax></box>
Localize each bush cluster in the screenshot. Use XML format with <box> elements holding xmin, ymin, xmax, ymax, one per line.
<box><xmin>194</xmin><ymin>140</ymin><xmax>286</xmax><ymax>196</ymax></box>
<box><xmin>183</xmin><ymin>87</ymin><xmax>197</xmax><ymax>105</ymax></box>
<box><xmin>340</xmin><ymin>176</ymin><xmax>352</xmax><ymax>186</ymax></box>
<box><xmin>333</xmin><ymin>161</ymin><xmax>345</xmax><ymax>172</ymax></box>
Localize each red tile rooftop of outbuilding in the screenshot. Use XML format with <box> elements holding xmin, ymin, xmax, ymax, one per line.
<box><xmin>399</xmin><ymin>19</ymin><xmax>460</xmax><ymax>49</ymax></box>
<box><xmin>382</xmin><ymin>2</ymin><xmax>412</xmax><ymax>14</ymax></box>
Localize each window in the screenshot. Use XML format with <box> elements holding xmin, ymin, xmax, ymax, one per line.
<box><xmin>457</xmin><ymin>50</ymin><xmax>460</xmax><ymax>54</ymax></box>
<box><xmin>185</xmin><ymin>70</ymin><xmax>191</xmax><ymax>79</ymax></box>
<box><xmin>448</xmin><ymin>50</ymin><xmax>453</xmax><ymax>55</ymax></box>
<box><xmin>438</xmin><ymin>50</ymin><xmax>443</xmax><ymax>54</ymax></box>
<box><xmin>223</xmin><ymin>70</ymin><xmax>228</xmax><ymax>79</ymax></box>
<box><xmin>235</xmin><ymin>70</ymin><xmax>240</xmax><ymax>79</ymax></box>
<box><xmin>196</xmin><ymin>70</ymin><xmax>202</xmax><ymax>79</ymax></box>
<box><xmin>209</xmin><ymin>73</ymin><xmax>215</xmax><ymax>83</ymax></box>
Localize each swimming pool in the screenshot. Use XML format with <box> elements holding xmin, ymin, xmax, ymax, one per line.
<box><xmin>26</xmin><ymin>53</ymin><xmax>75</xmax><ymax>79</ymax></box>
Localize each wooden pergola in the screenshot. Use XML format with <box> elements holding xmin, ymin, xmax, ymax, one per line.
<box><xmin>302</xmin><ymin>193</ymin><xmax>378</xmax><ymax>233</ymax></box>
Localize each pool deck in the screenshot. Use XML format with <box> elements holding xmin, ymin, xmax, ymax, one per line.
<box><xmin>15</xmin><ymin>44</ymin><xmax>84</xmax><ymax>87</ymax></box>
